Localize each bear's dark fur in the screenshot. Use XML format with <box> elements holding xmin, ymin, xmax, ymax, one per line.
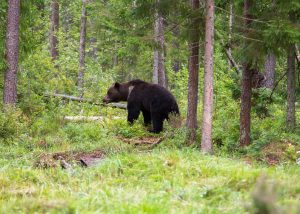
<box><xmin>103</xmin><ymin>79</ymin><xmax>179</xmax><ymax>133</ymax></box>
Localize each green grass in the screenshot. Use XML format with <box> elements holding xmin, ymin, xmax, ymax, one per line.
<box><xmin>0</xmin><ymin>114</ymin><xmax>300</xmax><ymax>213</ymax></box>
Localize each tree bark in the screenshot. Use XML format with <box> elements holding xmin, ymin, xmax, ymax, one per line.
<box><xmin>239</xmin><ymin>0</ymin><xmax>253</xmax><ymax>147</ymax></box>
<box><xmin>201</xmin><ymin>0</ymin><xmax>214</xmax><ymax>154</ymax></box>
<box><xmin>295</xmin><ymin>44</ymin><xmax>300</xmax><ymax>66</ymax></box>
<box><xmin>286</xmin><ymin>46</ymin><xmax>296</xmax><ymax>130</ymax></box>
<box><xmin>186</xmin><ymin>0</ymin><xmax>200</xmax><ymax>144</ymax></box>
<box><xmin>78</xmin><ymin>0</ymin><xmax>87</xmax><ymax>97</ymax></box>
<box><xmin>50</xmin><ymin>0</ymin><xmax>59</xmax><ymax>61</ymax></box>
<box><xmin>153</xmin><ymin>0</ymin><xmax>166</xmax><ymax>87</ymax></box>
<box><xmin>264</xmin><ymin>53</ymin><xmax>276</xmax><ymax>89</ymax></box>
<box><xmin>3</xmin><ymin>0</ymin><xmax>20</xmax><ymax>106</ymax></box>
<box><xmin>228</xmin><ymin>0</ymin><xmax>234</xmax><ymax>69</ymax></box>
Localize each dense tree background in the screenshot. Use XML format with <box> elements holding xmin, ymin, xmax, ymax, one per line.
<box><xmin>0</xmin><ymin>0</ymin><xmax>299</xmax><ymax>152</ymax></box>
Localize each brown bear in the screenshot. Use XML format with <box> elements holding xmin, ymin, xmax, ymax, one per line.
<box><xmin>103</xmin><ymin>79</ymin><xmax>179</xmax><ymax>133</ymax></box>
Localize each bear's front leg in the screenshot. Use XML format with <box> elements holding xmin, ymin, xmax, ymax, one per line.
<box><xmin>142</xmin><ymin>110</ymin><xmax>151</xmax><ymax>126</ymax></box>
<box><xmin>150</xmin><ymin>112</ymin><xmax>163</xmax><ymax>133</ymax></box>
<box><xmin>127</xmin><ymin>105</ymin><xmax>140</xmax><ymax>125</ymax></box>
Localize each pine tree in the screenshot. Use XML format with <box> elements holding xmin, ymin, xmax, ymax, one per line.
<box><xmin>50</xmin><ymin>0</ymin><xmax>59</xmax><ymax>61</ymax></box>
<box><xmin>201</xmin><ymin>0</ymin><xmax>215</xmax><ymax>154</ymax></box>
<box><xmin>153</xmin><ymin>0</ymin><xmax>166</xmax><ymax>88</ymax></box>
<box><xmin>186</xmin><ymin>0</ymin><xmax>200</xmax><ymax>144</ymax></box>
<box><xmin>78</xmin><ymin>0</ymin><xmax>87</xmax><ymax>97</ymax></box>
<box><xmin>3</xmin><ymin>0</ymin><xmax>20</xmax><ymax>106</ymax></box>
<box><xmin>240</xmin><ymin>0</ymin><xmax>253</xmax><ymax>147</ymax></box>
<box><xmin>286</xmin><ymin>45</ymin><xmax>296</xmax><ymax>130</ymax></box>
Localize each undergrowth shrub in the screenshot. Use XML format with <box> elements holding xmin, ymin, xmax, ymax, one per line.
<box><xmin>63</xmin><ymin>122</ymin><xmax>108</xmax><ymax>142</ymax></box>
<box><xmin>112</xmin><ymin>118</ymin><xmax>151</xmax><ymax>138</ymax></box>
<box><xmin>30</xmin><ymin>110</ymin><xmax>62</xmax><ymax>136</ymax></box>
<box><xmin>0</xmin><ymin>108</ymin><xmax>28</xmax><ymax>143</ymax></box>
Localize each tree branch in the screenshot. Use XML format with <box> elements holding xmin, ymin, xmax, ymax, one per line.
<box><xmin>268</xmin><ymin>71</ymin><xmax>287</xmax><ymax>101</ymax></box>
<box><xmin>215</xmin><ymin>30</ymin><xmax>241</xmax><ymax>74</ymax></box>
<box><xmin>224</xmin><ymin>48</ymin><xmax>242</xmax><ymax>74</ymax></box>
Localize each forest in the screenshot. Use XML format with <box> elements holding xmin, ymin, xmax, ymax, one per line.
<box><xmin>0</xmin><ymin>0</ymin><xmax>300</xmax><ymax>213</ymax></box>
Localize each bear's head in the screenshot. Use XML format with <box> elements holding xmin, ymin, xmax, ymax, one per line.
<box><xmin>102</xmin><ymin>82</ymin><xmax>128</xmax><ymax>103</ymax></box>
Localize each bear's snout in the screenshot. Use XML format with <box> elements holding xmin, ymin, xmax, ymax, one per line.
<box><xmin>102</xmin><ymin>95</ymin><xmax>110</xmax><ymax>104</ymax></box>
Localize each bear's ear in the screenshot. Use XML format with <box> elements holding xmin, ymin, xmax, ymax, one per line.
<box><xmin>114</xmin><ymin>82</ymin><xmax>120</xmax><ymax>89</ymax></box>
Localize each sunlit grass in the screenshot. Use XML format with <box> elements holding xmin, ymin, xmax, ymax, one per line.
<box><xmin>1</xmin><ymin>129</ymin><xmax>300</xmax><ymax>213</ymax></box>
<box><xmin>0</xmin><ymin>107</ymin><xmax>299</xmax><ymax>213</ymax></box>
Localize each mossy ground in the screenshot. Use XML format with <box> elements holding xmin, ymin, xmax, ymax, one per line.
<box><xmin>0</xmin><ymin>108</ymin><xmax>299</xmax><ymax>213</ymax></box>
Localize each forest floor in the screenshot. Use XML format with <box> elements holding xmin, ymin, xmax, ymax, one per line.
<box><xmin>0</xmin><ymin>110</ymin><xmax>300</xmax><ymax>213</ymax></box>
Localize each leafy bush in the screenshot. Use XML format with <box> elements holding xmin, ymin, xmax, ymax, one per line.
<box><xmin>63</xmin><ymin>122</ymin><xmax>108</xmax><ymax>142</ymax></box>
<box><xmin>30</xmin><ymin>110</ymin><xmax>62</xmax><ymax>136</ymax></box>
<box><xmin>0</xmin><ymin>108</ymin><xmax>28</xmax><ymax>143</ymax></box>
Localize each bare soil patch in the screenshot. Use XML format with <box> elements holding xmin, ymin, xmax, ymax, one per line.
<box><xmin>117</xmin><ymin>136</ymin><xmax>164</xmax><ymax>146</ymax></box>
<box><xmin>35</xmin><ymin>149</ymin><xmax>105</xmax><ymax>169</ymax></box>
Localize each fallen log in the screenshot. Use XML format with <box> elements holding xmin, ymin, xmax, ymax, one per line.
<box><xmin>63</xmin><ymin>116</ymin><xmax>122</xmax><ymax>121</ymax></box>
<box><xmin>44</xmin><ymin>93</ymin><xmax>127</xmax><ymax>109</ymax></box>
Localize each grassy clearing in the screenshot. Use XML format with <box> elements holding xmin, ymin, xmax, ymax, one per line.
<box><xmin>0</xmin><ymin>108</ymin><xmax>299</xmax><ymax>213</ymax></box>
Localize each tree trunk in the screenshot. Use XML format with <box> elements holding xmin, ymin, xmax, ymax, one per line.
<box><xmin>186</xmin><ymin>0</ymin><xmax>200</xmax><ymax>144</ymax></box>
<box><xmin>286</xmin><ymin>46</ymin><xmax>296</xmax><ymax>130</ymax></box>
<box><xmin>3</xmin><ymin>0</ymin><xmax>20</xmax><ymax>106</ymax></box>
<box><xmin>50</xmin><ymin>0</ymin><xmax>59</xmax><ymax>61</ymax></box>
<box><xmin>201</xmin><ymin>0</ymin><xmax>214</xmax><ymax>154</ymax></box>
<box><xmin>295</xmin><ymin>44</ymin><xmax>300</xmax><ymax>66</ymax></box>
<box><xmin>228</xmin><ymin>0</ymin><xmax>233</xmax><ymax>69</ymax></box>
<box><xmin>153</xmin><ymin>0</ymin><xmax>166</xmax><ymax>87</ymax></box>
<box><xmin>78</xmin><ymin>0</ymin><xmax>87</xmax><ymax>97</ymax></box>
<box><xmin>264</xmin><ymin>53</ymin><xmax>276</xmax><ymax>89</ymax></box>
<box><xmin>239</xmin><ymin>0</ymin><xmax>253</xmax><ymax>147</ymax></box>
